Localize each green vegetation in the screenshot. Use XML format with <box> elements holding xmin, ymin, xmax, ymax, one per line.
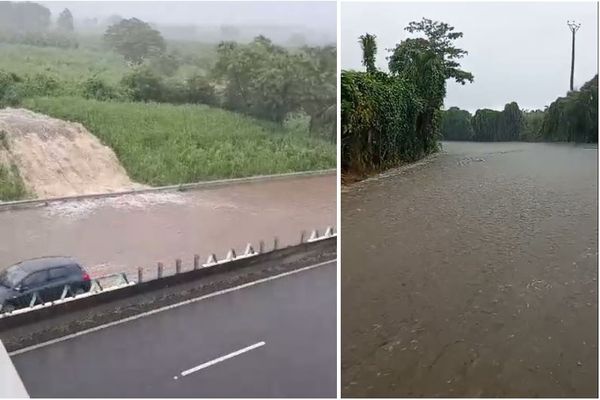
<box><xmin>441</xmin><ymin>75</ymin><xmax>597</xmax><ymax>143</ymax></box>
<box><xmin>0</xmin><ymin>131</ymin><xmax>28</xmax><ymax>201</ymax></box>
<box><xmin>0</xmin><ymin>0</ymin><xmax>336</xmax><ymax>199</ymax></box>
<box><xmin>24</xmin><ymin>97</ymin><xmax>336</xmax><ymax>185</ymax></box>
<box><xmin>0</xmin><ymin>164</ymin><xmax>28</xmax><ymax>201</ymax></box>
<box><xmin>540</xmin><ymin>75</ymin><xmax>598</xmax><ymax>143</ymax></box>
<box><xmin>342</xmin><ymin>19</ymin><xmax>472</xmax><ymax>176</ymax></box>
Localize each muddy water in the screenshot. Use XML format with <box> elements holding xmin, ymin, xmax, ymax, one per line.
<box><xmin>342</xmin><ymin>142</ymin><xmax>597</xmax><ymax>397</ymax></box>
<box><xmin>0</xmin><ymin>174</ymin><xmax>335</xmax><ymax>280</ymax></box>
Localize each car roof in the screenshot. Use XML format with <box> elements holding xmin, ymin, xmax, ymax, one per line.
<box><xmin>10</xmin><ymin>256</ymin><xmax>80</xmax><ymax>274</ymax></box>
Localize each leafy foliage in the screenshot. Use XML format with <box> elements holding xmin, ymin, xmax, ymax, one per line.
<box><xmin>342</xmin><ymin>19</ymin><xmax>472</xmax><ymax>175</ymax></box>
<box><xmin>212</xmin><ymin>36</ymin><xmax>336</xmax><ymax>136</ymax></box>
<box><xmin>441</xmin><ymin>75</ymin><xmax>597</xmax><ymax>143</ymax></box>
<box><xmin>392</xmin><ymin>18</ymin><xmax>474</xmax><ymax>85</ymax></box>
<box><xmin>57</xmin><ymin>8</ymin><xmax>74</xmax><ymax>32</ymax></box>
<box><xmin>359</xmin><ymin>33</ymin><xmax>378</xmax><ymax>73</ymax></box>
<box><xmin>540</xmin><ymin>75</ymin><xmax>598</xmax><ymax>143</ymax></box>
<box><xmin>441</xmin><ymin>107</ymin><xmax>473</xmax><ymax>140</ymax></box>
<box><xmin>104</xmin><ymin>18</ymin><xmax>166</xmax><ymax>64</ymax></box>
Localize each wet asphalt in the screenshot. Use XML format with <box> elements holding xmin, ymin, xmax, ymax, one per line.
<box><xmin>11</xmin><ymin>261</ymin><xmax>336</xmax><ymax>398</ymax></box>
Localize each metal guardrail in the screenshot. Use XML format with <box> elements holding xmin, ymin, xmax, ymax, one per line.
<box><xmin>0</xmin><ymin>273</ymin><xmax>133</xmax><ymax>318</ymax></box>
<box><xmin>0</xmin><ymin>226</ymin><xmax>336</xmax><ymax>319</ymax></box>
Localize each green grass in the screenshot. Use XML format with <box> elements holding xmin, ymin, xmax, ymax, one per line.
<box><xmin>0</xmin><ymin>130</ymin><xmax>28</xmax><ymax>201</ymax></box>
<box><xmin>0</xmin><ymin>164</ymin><xmax>28</xmax><ymax>201</ymax></box>
<box><xmin>0</xmin><ymin>42</ymin><xmax>129</xmax><ymax>86</ymax></box>
<box><xmin>23</xmin><ymin>96</ymin><xmax>336</xmax><ymax>186</ymax></box>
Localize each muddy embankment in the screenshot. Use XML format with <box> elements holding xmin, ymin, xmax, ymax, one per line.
<box><xmin>0</xmin><ymin>108</ymin><xmax>144</xmax><ymax>199</ymax></box>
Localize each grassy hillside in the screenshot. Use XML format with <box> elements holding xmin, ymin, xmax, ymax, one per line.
<box><xmin>23</xmin><ymin>97</ymin><xmax>336</xmax><ymax>186</ymax></box>
<box><xmin>0</xmin><ymin>42</ymin><xmax>128</xmax><ymax>86</ymax></box>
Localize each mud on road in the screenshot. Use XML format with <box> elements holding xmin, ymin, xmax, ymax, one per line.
<box><xmin>342</xmin><ymin>142</ymin><xmax>597</xmax><ymax>397</ymax></box>
<box><xmin>0</xmin><ymin>174</ymin><xmax>335</xmax><ymax>280</ymax></box>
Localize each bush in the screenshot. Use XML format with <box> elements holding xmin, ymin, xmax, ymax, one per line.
<box><xmin>121</xmin><ymin>67</ymin><xmax>163</xmax><ymax>102</ymax></box>
<box><xmin>22</xmin><ymin>73</ymin><xmax>59</xmax><ymax>97</ymax></box>
<box><xmin>186</xmin><ymin>74</ymin><xmax>216</xmax><ymax>105</ymax></box>
<box><xmin>0</xmin><ymin>70</ymin><xmax>22</xmax><ymax>107</ymax></box>
<box><xmin>81</xmin><ymin>77</ymin><xmax>121</xmax><ymax>101</ymax></box>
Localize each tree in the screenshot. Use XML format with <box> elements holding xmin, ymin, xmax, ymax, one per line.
<box><xmin>392</xmin><ymin>18</ymin><xmax>474</xmax><ymax>85</ymax></box>
<box><xmin>541</xmin><ymin>74</ymin><xmax>597</xmax><ymax>143</ymax></box>
<box><xmin>498</xmin><ymin>102</ymin><xmax>524</xmax><ymax>141</ymax></box>
<box><xmin>0</xmin><ymin>1</ymin><xmax>51</xmax><ymax>33</ymax></box>
<box><xmin>441</xmin><ymin>107</ymin><xmax>473</xmax><ymax>140</ymax></box>
<box><xmin>359</xmin><ymin>33</ymin><xmax>377</xmax><ymax>73</ymax></box>
<box><xmin>57</xmin><ymin>8</ymin><xmax>74</xmax><ymax>32</ymax></box>
<box><xmin>104</xmin><ymin>18</ymin><xmax>166</xmax><ymax>64</ymax></box>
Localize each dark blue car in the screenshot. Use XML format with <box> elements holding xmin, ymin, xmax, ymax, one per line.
<box><xmin>0</xmin><ymin>256</ymin><xmax>91</xmax><ymax>313</ymax></box>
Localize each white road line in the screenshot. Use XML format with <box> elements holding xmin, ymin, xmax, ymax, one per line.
<box><xmin>9</xmin><ymin>259</ymin><xmax>335</xmax><ymax>356</ymax></box>
<box><xmin>176</xmin><ymin>341</ymin><xmax>265</xmax><ymax>379</ymax></box>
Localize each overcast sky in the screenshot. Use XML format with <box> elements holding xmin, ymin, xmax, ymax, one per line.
<box><xmin>42</xmin><ymin>1</ymin><xmax>336</xmax><ymax>36</ymax></box>
<box><xmin>342</xmin><ymin>1</ymin><xmax>598</xmax><ymax>112</ymax></box>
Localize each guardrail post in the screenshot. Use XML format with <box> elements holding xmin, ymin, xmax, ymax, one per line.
<box><xmin>194</xmin><ymin>255</ymin><xmax>200</xmax><ymax>270</ymax></box>
<box><xmin>137</xmin><ymin>267</ymin><xmax>143</xmax><ymax>283</ymax></box>
<box><xmin>175</xmin><ymin>259</ymin><xmax>182</xmax><ymax>274</ymax></box>
<box><xmin>259</xmin><ymin>240</ymin><xmax>265</xmax><ymax>254</ymax></box>
<box><xmin>273</xmin><ymin>236</ymin><xmax>279</xmax><ymax>250</ymax></box>
<box><xmin>157</xmin><ymin>262</ymin><xmax>163</xmax><ymax>279</ymax></box>
<box><xmin>300</xmin><ymin>230</ymin><xmax>306</xmax><ymax>244</ymax></box>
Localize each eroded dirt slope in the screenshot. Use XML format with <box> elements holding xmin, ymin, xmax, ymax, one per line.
<box><xmin>0</xmin><ymin>108</ymin><xmax>143</xmax><ymax>198</ymax></box>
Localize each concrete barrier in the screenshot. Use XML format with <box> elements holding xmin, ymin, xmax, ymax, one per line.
<box><xmin>0</xmin><ymin>235</ymin><xmax>336</xmax><ymax>351</ymax></box>
<box><xmin>0</xmin><ymin>169</ymin><xmax>335</xmax><ymax>212</ymax></box>
<box><xmin>0</xmin><ymin>340</ymin><xmax>28</xmax><ymax>398</ymax></box>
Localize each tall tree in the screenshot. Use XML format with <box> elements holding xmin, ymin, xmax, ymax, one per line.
<box><xmin>57</xmin><ymin>8</ymin><xmax>74</xmax><ymax>32</ymax></box>
<box><xmin>358</xmin><ymin>33</ymin><xmax>378</xmax><ymax>73</ymax></box>
<box><xmin>392</xmin><ymin>18</ymin><xmax>474</xmax><ymax>85</ymax></box>
<box><xmin>104</xmin><ymin>18</ymin><xmax>166</xmax><ymax>64</ymax></box>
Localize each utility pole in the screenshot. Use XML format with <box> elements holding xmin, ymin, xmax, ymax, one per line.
<box><xmin>567</xmin><ymin>20</ymin><xmax>581</xmax><ymax>91</ymax></box>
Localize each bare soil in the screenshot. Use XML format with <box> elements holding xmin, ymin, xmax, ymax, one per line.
<box><xmin>0</xmin><ymin>108</ymin><xmax>144</xmax><ymax>199</ymax></box>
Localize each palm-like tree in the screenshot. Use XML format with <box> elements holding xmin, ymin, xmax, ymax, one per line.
<box><xmin>358</xmin><ymin>33</ymin><xmax>377</xmax><ymax>73</ymax></box>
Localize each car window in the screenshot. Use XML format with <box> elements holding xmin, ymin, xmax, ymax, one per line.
<box><xmin>22</xmin><ymin>271</ymin><xmax>49</xmax><ymax>288</ymax></box>
<box><xmin>0</xmin><ymin>265</ymin><xmax>27</xmax><ymax>288</ymax></box>
<box><xmin>49</xmin><ymin>267</ymin><xmax>69</xmax><ymax>280</ymax></box>
<box><xmin>66</xmin><ymin>265</ymin><xmax>81</xmax><ymax>275</ymax></box>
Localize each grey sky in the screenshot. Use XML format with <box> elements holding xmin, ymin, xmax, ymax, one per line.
<box><xmin>42</xmin><ymin>1</ymin><xmax>336</xmax><ymax>38</ymax></box>
<box><xmin>342</xmin><ymin>1</ymin><xmax>598</xmax><ymax>112</ymax></box>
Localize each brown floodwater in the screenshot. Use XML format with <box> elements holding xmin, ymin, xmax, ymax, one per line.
<box><xmin>342</xmin><ymin>142</ymin><xmax>597</xmax><ymax>397</ymax></box>
<box><xmin>0</xmin><ymin>174</ymin><xmax>335</xmax><ymax>280</ymax></box>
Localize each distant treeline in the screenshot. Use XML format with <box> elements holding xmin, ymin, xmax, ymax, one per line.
<box><xmin>442</xmin><ymin>75</ymin><xmax>598</xmax><ymax>143</ymax></box>
<box><xmin>342</xmin><ymin>19</ymin><xmax>473</xmax><ymax>175</ymax></box>
<box><xmin>0</xmin><ymin>1</ymin><xmax>77</xmax><ymax>48</ymax></box>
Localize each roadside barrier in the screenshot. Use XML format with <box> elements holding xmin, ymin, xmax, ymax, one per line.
<box><xmin>0</xmin><ymin>226</ymin><xmax>336</xmax><ymax>319</ymax></box>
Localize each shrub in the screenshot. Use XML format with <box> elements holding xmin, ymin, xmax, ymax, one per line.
<box><xmin>81</xmin><ymin>77</ymin><xmax>120</xmax><ymax>101</ymax></box>
<box><xmin>120</xmin><ymin>67</ymin><xmax>163</xmax><ymax>102</ymax></box>
<box><xmin>0</xmin><ymin>70</ymin><xmax>22</xmax><ymax>107</ymax></box>
<box><xmin>186</xmin><ymin>74</ymin><xmax>216</xmax><ymax>105</ymax></box>
<box><xmin>22</xmin><ymin>73</ymin><xmax>59</xmax><ymax>97</ymax></box>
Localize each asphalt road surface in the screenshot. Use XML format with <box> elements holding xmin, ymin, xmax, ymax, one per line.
<box><xmin>11</xmin><ymin>261</ymin><xmax>336</xmax><ymax>398</ymax></box>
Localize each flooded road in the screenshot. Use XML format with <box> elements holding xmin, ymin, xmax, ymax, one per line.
<box><xmin>0</xmin><ymin>174</ymin><xmax>335</xmax><ymax>280</ymax></box>
<box><xmin>342</xmin><ymin>142</ymin><xmax>597</xmax><ymax>397</ymax></box>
